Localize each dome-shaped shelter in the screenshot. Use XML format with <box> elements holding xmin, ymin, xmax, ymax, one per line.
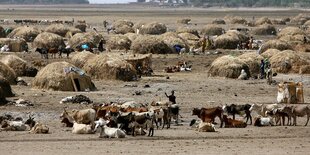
<box><xmin>0</xmin><ymin>38</ymin><xmax>28</xmax><ymax>52</ymax></box>
<box><xmin>0</xmin><ymin>62</ymin><xmax>16</xmax><ymax>84</ymax></box>
<box><xmin>45</xmin><ymin>24</ymin><xmax>81</xmax><ymax>37</ymax></box>
<box><xmin>131</xmin><ymin>35</ymin><xmax>172</xmax><ymax>54</ymax></box>
<box><xmin>209</xmin><ymin>55</ymin><xmax>250</xmax><ymax>78</ymax></box>
<box><xmin>261</xmin><ymin>49</ymin><xmax>281</xmax><ymax>59</ymax></box>
<box><xmin>106</xmin><ymin>35</ymin><xmax>131</xmax><ymax>51</ymax></box>
<box><xmin>70</xmin><ymin>51</ymin><xmax>96</xmax><ymax>68</ymax></box>
<box><xmin>260</xmin><ymin>39</ymin><xmax>293</xmax><ymax>53</ymax></box>
<box><xmin>238</xmin><ymin>52</ymin><xmax>264</xmax><ymax>75</ymax></box>
<box><xmin>0</xmin><ymin>75</ymin><xmax>14</xmax><ymax>97</ymax></box>
<box><xmin>201</xmin><ymin>24</ymin><xmax>224</xmax><ymax>36</ymax></box>
<box><xmin>255</xmin><ymin>17</ymin><xmax>272</xmax><ymax>26</ymax></box>
<box><xmin>0</xmin><ymin>55</ymin><xmax>37</xmax><ymax>77</ymax></box>
<box><xmin>68</xmin><ymin>31</ymin><xmax>103</xmax><ymax>51</ymax></box>
<box><xmin>252</xmin><ymin>24</ymin><xmax>277</xmax><ymax>35</ymax></box>
<box><xmin>33</xmin><ymin>32</ymin><xmax>65</xmax><ymax>49</ymax></box>
<box><xmin>32</xmin><ymin>61</ymin><xmax>96</xmax><ymax>91</ymax></box>
<box><xmin>161</xmin><ymin>32</ymin><xmax>189</xmax><ymax>53</ymax></box>
<box><xmin>137</xmin><ymin>22</ymin><xmax>167</xmax><ymax>35</ymax></box>
<box><xmin>7</xmin><ymin>26</ymin><xmax>41</xmax><ymax>42</ymax></box>
<box><xmin>214</xmin><ymin>30</ymin><xmax>249</xmax><ymax>49</ymax></box>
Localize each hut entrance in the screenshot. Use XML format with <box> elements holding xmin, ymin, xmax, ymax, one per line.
<box><xmin>73</xmin><ymin>79</ymin><xmax>81</xmax><ymax>91</ymax></box>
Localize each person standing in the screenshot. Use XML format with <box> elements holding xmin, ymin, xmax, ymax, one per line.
<box><xmin>165</xmin><ymin>90</ymin><xmax>176</xmax><ymax>104</ymax></box>
<box><xmin>260</xmin><ymin>59</ymin><xmax>265</xmax><ymax>79</ymax></box>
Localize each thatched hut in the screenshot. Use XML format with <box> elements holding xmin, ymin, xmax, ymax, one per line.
<box><xmin>106</xmin><ymin>35</ymin><xmax>131</xmax><ymax>51</ymax></box>
<box><xmin>261</xmin><ymin>49</ymin><xmax>281</xmax><ymax>59</ymax></box>
<box><xmin>251</xmin><ymin>24</ymin><xmax>277</xmax><ymax>35</ymax></box>
<box><xmin>214</xmin><ymin>30</ymin><xmax>249</xmax><ymax>49</ymax></box>
<box><xmin>32</xmin><ymin>61</ymin><xmax>96</xmax><ymax>91</ymax></box>
<box><xmin>201</xmin><ymin>24</ymin><xmax>224</xmax><ymax>36</ymax></box>
<box><xmin>70</xmin><ymin>51</ymin><xmax>96</xmax><ymax>68</ymax></box>
<box><xmin>138</xmin><ymin>22</ymin><xmax>167</xmax><ymax>35</ymax></box>
<box><xmin>83</xmin><ymin>54</ymin><xmax>137</xmax><ymax>81</ymax></box>
<box><xmin>209</xmin><ymin>55</ymin><xmax>250</xmax><ymax>78</ymax></box>
<box><xmin>33</xmin><ymin>32</ymin><xmax>65</xmax><ymax>49</ymax></box>
<box><xmin>0</xmin><ymin>55</ymin><xmax>37</xmax><ymax>77</ymax></box>
<box><xmin>0</xmin><ymin>75</ymin><xmax>14</xmax><ymax>97</ymax></box>
<box><xmin>113</xmin><ymin>20</ymin><xmax>134</xmax><ymax>28</ymax></box>
<box><xmin>75</xmin><ymin>24</ymin><xmax>87</xmax><ymax>32</ymax></box>
<box><xmin>6</xmin><ymin>26</ymin><xmax>40</xmax><ymax>42</ymax></box>
<box><xmin>176</xmin><ymin>18</ymin><xmax>191</xmax><ymax>24</ymax></box>
<box><xmin>0</xmin><ymin>38</ymin><xmax>27</xmax><ymax>52</ymax></box>
<box><xmin>290</xmin><ymin>14</ymin><xmax>310</xmax><ymax>25</ymax></box>
<box><xmin>270</xmin><ymin>50</ymin><xmax>309</xmax><ymax>73</ymax></box>
<box><xmin>0</xmin><ymin>62</ymin><xmax>16</xmax><ymax>84</ymax></box>
<box><xmin>45</xmin><ymin>24</ymin><xmax>82</xmax><ymax>37</ymax></box>
<box><xmin>238</xmin><ymin>52</ymin><xmax>264</xmax><ymax>75</ymax></box>
<box><xmin>178</xmin><ymin>32</ymin><xmax>200</xmax><ymax>47</ymax></box>
<box><xmin>278</xmin><ymin>27</ymin><xmax>304</xmax><ymax>37</ymax></box>
<box><xmin>176</xmin><ymin>27</ymin><xmax>199</xmax><ymax>37</ymax></box>
<box><xmin>212</xmin><ymin>19</ymin><xmax>226</xmax><ymax>25</ymax></box>
<box><xmin>131</xmin><ymin>35</ymin><xmax>172</xmax><ymax>54</ymax></box>
<box><xmin>271</xmin><ymin>19</ymin><xmax>286</xmax><ymax>25</ymax></box>
<box><xmin>260</xmin><ymin>39</ymin><xmax>293</xmax><ymax>53</ymax></box>
<box><xmin>280</xmin><ymin>34</ymin><xmax>305</xmax><ymax>45</ymax></box>
<box><xmin>68</xmin><ymin>31</ymin><xmax>103</xmax><ymax>51</ymax></box>
<box><xmin>255</xmin><ymin>17</ymin><xmax>272</xmax><ymax>26</ymax></box>
<box><xmin>161</xmin><ymin>32</ymin><xmax>189</xmax><ymax>53</ymax></box>
<box><xmin>228</xmin><ymin>16</ymin><xmax>248</xmax><ymax>25</ymax></box>
<box><xmin>112</xmin><ymin>20</ymin><xmax>135</xmax><ymax>34</ymax></box>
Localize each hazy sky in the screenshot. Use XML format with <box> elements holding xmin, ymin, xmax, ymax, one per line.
<box><xmin>89</xmin><ymin>0</ymin><xmax>136</xmax><ymax>4</ymax></box>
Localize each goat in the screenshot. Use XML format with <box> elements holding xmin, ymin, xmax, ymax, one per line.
<box><xmin>223</xmin><ymin>115</ymin><xmax>247</xmax><ymax>128</ymax></box>
<box><xmin>24</xmin><ymin>115</ymin><xmax>49</xmax><ymax>134</ymax></box>
<box><xmin>72</xmin><ymin>122</ymin><xmax>94</xmax><ymax>134</ymax></box>
<box><xmin>98</xmin><ymin>119</ymin><xmax>126</xmax><ymax>138</ymax></box>
<box><xmin>254</xmin><ymin>116</ymin><xmax>274</xmax><ymax>127</ymax></box>
<box><xmin>222</xmin><ymin>104</ymin><xmax>252</xmax><ymax>124</ymax></box>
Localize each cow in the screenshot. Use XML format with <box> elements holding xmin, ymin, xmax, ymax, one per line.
<box><xmin>48</xmin><ymin>48</ymin><xmax>58</xmax><ymax>59</ymax></box>
<box><xmin>190</xmin><ymin>119</ymin><xmax>216</xmax><ymax>132</ymax></box>
<box><xmin>58</xmin><ymin>46</ymin><xmax>74</xmax><ymax>58</ymax></box>
<box><xmin>222</xmin><ymin>115</ymin><xmax>247</xmax><ymax>128</ymax></box>
<box><xmin>250</xmin><ymin>103</ymin><xmax>279</xmax><ymax>117</ymax></box>
<box><xmin>265</xmin><ymin>108</ymin><xmax>291</xmax><ymax>126</ymax></box>
<box><xmin>129</xmin><ymin>111</ymin><xmax>155</xmax><ymax>137</ymax></box>
<box><xmin>192</xmin><ymin>107</ymin><xmax>223</xmax><ymax>128</ymax></box>
<box><xmin>222</xmin><ymin>104</ymin><xmax>252</xmax><ymax>124</ymax></box>
<box><xmin>60</xmin><ymin>108</ymin><xmax>96</xmax><ymax>129</ymax></box>
<box><xmin>72</xmin><ymin>122</ymin><xmax>94</xmax><ymax>134</ymax></box>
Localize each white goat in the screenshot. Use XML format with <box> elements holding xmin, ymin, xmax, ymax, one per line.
<box><xmin>72</xmin><ymin>122</ymin><xmax>94</xmax><ymax>134</ymax></box>
<box><xmin>1</xmin><ymin>120</ymin><xmax>28</xmax><ymax>131</ymax></box>
<box><xmin>98</xmin><ymin>120</ymin><xmax>126</xmax><ymax>138</ymax></box>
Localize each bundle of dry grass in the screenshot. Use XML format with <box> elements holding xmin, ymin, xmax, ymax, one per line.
<box><xmin>131</xmin><ymin>35</ymin><xmax>172</xmax><ymax>54</ymax></box>
<box><xmin>33</xmin><ymin>32</ymin><xmax>65</xmax><ymax>49</ymax></box>
<box><xmin>0</xmin><ymin>26</ymin><xmax>5</xmax><ymax>38</ymax></box>
<box><xmin>209</xmin><ymin>55</ymin><xmax>250</xmax><ymax>78</ymax></box>
<box><xmin>68</xmin><ymin>31</ymin><xmax>103</xmax><ymax>51</ymax></box>
<box><xmin>75</xmin><ymin>24</ymin><xmax>86</xmax><ymax>32</ymax></box>
<box><xmin>176</xmin><ymin>27</ymin><xmax>199</xmax><ymax>37</ymax></box>
<box><xmin>161</xmin><ymin>32</ymin><xmax>189</xmax><ymax>53</ymax></box>
<box><xmin>0</xmin><ymin>75</ymin><xmax>14</xmax><ymax>97</ymax></box>
<box><xmin>0</xmin><ymin>62</ymin><xmax>16</xmax><ymax>84</ymax></box>
<box><xmin>212</xmin><ymin>19</ymin><xmax>226</xmax><ymax>25</ymax></box>
<box><xmin>201</xmin><ymin>24</ymin><xmax>224</xmax><ymax>36</ymax></box>
<box><xmin>270</xmin><ymin>50</ymin><xmax>309</xmax><ymax>73</ymax></box>
<box><xmin>106</xmin><ymin>35</ymin><xmax>131</xmax><ymax>51</ymax></box>
<box><xmin>138</xmin><ymin>22</ymin><xmax>167</xmax><ymax>35</ymax></box>
<box><xmin>271</xmin><ymin>19</ymin><xmax>286</xmax><ymax>25</ymax></box>
<box><xmin>176</xmin><ymin>18</ymin><xmax>191</xmax><ymax>24</ymax></box>
<box><xmin>255</xmin><ymin>17</ymin><xmax>272</xmax><ymax>26</ymax></box>
<box><xmin>7</xmin><ymin>26</ymin><xmax>41</xmax><ymax>42</ymax></box>
<box><xmin>261</xmin><ymin>49</ymin><xmax>281</xmax><ymax>58</ymax></box>
<box><xmin>70</xmin><ymin>51</ymin><xmax>96</xmax><ymax>68</ymax></box>
<box><xmin>238</xmin><ymin>52</ymin><xmax>264</xmax><ymax>75</ymax></box>
<box><xmin>214</xmin><ymin>30</ymin><xmax>249</xmax><ymax>49</ymax></box>
<box><xmin>83</xmin><ymin>54</ymin><xmax>137</xmax><ymax>81</ymax></box>
<box><xmin>178</xmin><ymin>32</ymin><xmax>200</xmax><ymax>47</ymax></box>
<box><xmin>278</xmin><ymin>27</ymin><xmax>304</xmax><ymax>37</ymax></box>
<box><xmin>0</xmin><ymin>55</ymin><xmax>37</xmax><ymax>77</ymax></box>
<box><xmin>260</xmin><ymin>39</ymin><xmax>293</xmax><ymax>53</ymax></box>
<box><xmin>32</xmin><ymin>61</ymin><xmax>96</xmax><ymax>91</ymax></box>
<box><xmin>251</xmin><ymin>24</ymin><xmax>277</xmax><ymax>35</ymax></box>
<box><xmin>290</xmin><ymin>14</ymin><xmax>310</xmax><ymax>25</ymax></box>
<box><xmin>0</xmin><ymin>38</ymin><xmax>27</xmax><ymax>52</ymax></box>
<box><xmin>299</xmin><ymin>65</ymin><xmax>310</xmax><ymax>74</ymax></box>
<box><xmin>45</xmin><ymin>24</ymin><xmax>81</xmax><ymax>37</ymax></box>
<box><xmin>229</xmin><ymin>16</ymin><xmax>248</xmax><ymax>25</ymax></box>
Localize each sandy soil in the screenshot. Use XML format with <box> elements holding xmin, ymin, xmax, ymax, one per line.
<box><xmin>0</xmin><ymin>5</ymin><xmax>310</xmax><ymax>155</ymax></box>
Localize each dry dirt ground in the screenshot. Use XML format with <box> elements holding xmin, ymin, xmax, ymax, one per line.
<box><xmin>0</xmin><ymin>5</ymin><xmax>310</xmax><ymax>155</ymax></box>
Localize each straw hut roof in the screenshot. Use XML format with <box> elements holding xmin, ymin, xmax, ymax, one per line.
<box><xmin>176</xmin><ymin>26</ymin><xmax>200</xmax><ymax>37</ymax></box>
<box><xmin>214</xmin><ymin>30</ymin><xmax>249</xmax><ymax>49</ymax></box>
<box><xmin>70</xmin><ymin>51</ymin><xmax>96</xmax><ymax>68</ymax></box>
<box><xmin>68</xmin><ymin>31</ymin><xmax>103</xmax><ymax>51</ymax></box>
<box><xmin>0</xmin><ymin>38</ymin><xmax>27</xmax><ymax>52</ymax></box>
<box><xmin>138</xmin><ymin>22</ymin><xmax>167</xmax><ymax>35</ymax></box>
<box><xmin>255</xmin><ymin>17</ymin><xmax>272</xmax><ymax>26</ymax></box>
<box><xmin>131</xmin><ymin>35</ymin><xmax>172</xmax><ymax>54</ymax></box>
<box><xmin>0</xmin><ymin>61</ymin><xmax>16</xmax><ymax>84</ymax></box>
<box><xmin>261</xmin><ymin>49</ymin><xmax>281</xmax><ymax>59</ymax></box>
<box><xmin>161</xmin><ymin>32</ymin><xmax>189</xmax><ymax>53</ymax></box>
<box><xmin>238</xmin><ymin>52</ymin><xmax>264</xmax><ymax>75</ymax></box>
<box><xmin>260</xmin><ymin>39</ymin><xmax>293</xmax><ymax>53</ymax></box>
<box><xmin>209</xmin><ymin>55</ymin><xmax>250</xmax><ymax>78</ymax></box>
<box><xmin>251</xmin><ymin>24</ymin><xmax>277</xmax><ymax>35</ymax></box>
<box><xmin>0</xmin><ymin>55</ymin><xmax>37</xmax><ymax>77</ymax></box>
<box><xmin>32</xmin><ymin>61</ymin><xmax>96</xmax><ymax>91</ymax></box>
<box><xmin>212</xmin><ymin>19</ymin><xmax>226</xmax><ymax>25</ymax></box>
<box><xmin>7</xmin><ymin>26</ymin><xmax>41</xmax><ymax>42</ymax></box>
<box><xmin>201</xmin><ymin>24</ymin><xmax>225</xmax><ymax>36</ymax></box>
<box><xmin>33</xmin><ymin>32</ymin><xmax>65</xmax><ymax>49</ymax></box>
<box><xmin>45</xmin><ymin>24</ymin><xmax>82</xmax><ymax>37</ymax></box>
<box><xmin>0</xmin><ymin>75</ymin><xmax>14</xmax><ymax>97</ymax></box>
<box><xmin>106</xmin><ymin>35</ymin><xmax>131</xmax><ymax>51</ymax></box>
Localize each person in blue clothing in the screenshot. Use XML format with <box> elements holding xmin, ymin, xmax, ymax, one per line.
<box><xmin>173</xmin><ymin>44</ymin><xmax>183</xmax><ymax>54</ymax></box>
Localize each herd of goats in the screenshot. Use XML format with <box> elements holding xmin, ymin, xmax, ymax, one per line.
<box><xmin>0</xmin><ymin>18</ymin><xmax>84</xmax><ymax>25</ymax></box>
<box><xmin>0</xmin><ymin>100</ymin><xmax>309</xmax><ymax>138</ymax></box>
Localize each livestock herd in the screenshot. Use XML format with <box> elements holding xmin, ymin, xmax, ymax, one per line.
<box><xmin>1</xmin><ymin>99</ymin><xmax>309</xmax><ymax>138</ymax></box>
<box><xmin>0</xmin><ymin>19</ymin><xmax>85</xmax><ymax>25</ymax></box>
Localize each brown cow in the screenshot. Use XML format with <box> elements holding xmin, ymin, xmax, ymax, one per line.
<box><xmin>283</xmin><ymin>105</ymin><xmax>310</xmax><ymax>126</ymax></box>
<box><xmin>192</xmin><ymin>107</ymin><xmax>223</xmax><ymax>128</ymax></box>
<box><xmin>48</xmin><ymin>48</ymin><xmax>58</xmax><ymax>59</ymax></box>
<box><xmin>223</xmin><ymin>115</ymin><xmax>247</xmax><ymax>128</ymax></box>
